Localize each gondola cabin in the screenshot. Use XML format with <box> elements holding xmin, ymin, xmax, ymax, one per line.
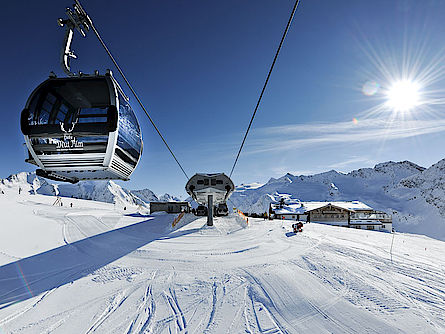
<box><xmin>20</xmin><ymin>72</ymin><xmax>142</xmax><ymax>183</ymax></box>
<box><xmin>186</xmin><ymin>173</ymin><xmax>234</xmax><ymax>206</ymax></box>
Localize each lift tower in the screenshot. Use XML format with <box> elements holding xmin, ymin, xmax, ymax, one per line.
<box><xmin>185</xmin><ymin>173</ymin><xmax>234</xmax><ymax>226</ymax></box>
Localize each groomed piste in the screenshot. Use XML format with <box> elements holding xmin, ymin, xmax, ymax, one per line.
<box><xmin>1</xmin><ymin>188</ymin><xmax>445</xmax><ymax>333</ymax></box>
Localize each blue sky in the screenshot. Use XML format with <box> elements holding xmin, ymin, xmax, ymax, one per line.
<box><xmin>1</xmin><ymin>0</ymin><xmax>445</xmax><ymax>197</ymax></box>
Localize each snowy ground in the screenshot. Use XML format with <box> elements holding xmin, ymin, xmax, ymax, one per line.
<box><xmin>1</xmin><ymin>191</ymin><xmax>445</xmax><ymax>333</ymax></box>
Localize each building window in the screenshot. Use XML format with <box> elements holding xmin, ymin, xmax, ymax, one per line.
<box><xmin>382</xmin><ymin>225</ymin><xmax>385</xmax><ymax>228</ymax></box>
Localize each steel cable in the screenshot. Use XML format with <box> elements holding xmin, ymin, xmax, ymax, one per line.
<box><xmin>229</xmin><ymin>0</ymin><xmax>300</xmax><ymax>178</ymax></box>
<box><xmin>80</xmin><ymin>3</ymin><xmax>189</xmax><ymax>180</ymax></box>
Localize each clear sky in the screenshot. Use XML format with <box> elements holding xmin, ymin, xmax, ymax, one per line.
<box><xmin>1</xmin><ymin>0</ymin><xmax>445</xmax><ymax>197</ymax></box>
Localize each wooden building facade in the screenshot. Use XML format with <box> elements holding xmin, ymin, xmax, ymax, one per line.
<box><xmin>270</xmin><ymin>201</ymin><xmax>392</xmax><ymax>232</ymax></box>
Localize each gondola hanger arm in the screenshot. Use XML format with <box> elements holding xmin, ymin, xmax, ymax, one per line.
<box><xmin>57</xmin><ymin>1</ymin><xmax>92</xmax><ymax>76</ymax></box>
<box><xmin>60</xmin><ymin>0</ymin><xmax>190</xmax><ymax>180</ymax></box>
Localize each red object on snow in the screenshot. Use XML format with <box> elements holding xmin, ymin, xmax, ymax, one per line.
<box><xmin>292</xmin><ymin>222</ymin><xmax>303</xmax><ymax>233</ymax></box>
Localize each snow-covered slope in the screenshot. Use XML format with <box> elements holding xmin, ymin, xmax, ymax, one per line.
<box><xmin>236</xmin><ymin>182</ymin><xmax>265</xmax><ymax>191</ymax></box>
<box><xmin>231</xmin><ymin>160</ymin><xmax>445</xmax><ymax>240</ymax></box>
<box><xmin>387</xmin><ymin>158</ymin><xmax>445</xmax><ymax>240</ymax></box>
<box><xmin>0</xmin><ymin>172</ymin><xmax>178</xmax><ymax>208</ymax></box>
<box><xmin>394</xmin><ymin>158</ymin><xmax>445</xmax><ymax>216</ymax></box>
<box><xmin>1</xmin><ymin>190</ymin><xmax>445</xmax><ymax>333</ymax></box>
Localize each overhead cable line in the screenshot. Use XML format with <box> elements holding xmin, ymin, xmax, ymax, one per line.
<box><xmin>76</xmin><ymin>0</ymin><xmax>190</xmax><ymax>180</ymax></box>
<box><xmin>229</xmin><ymin>0</ymin><xmax>300</xmax><ymax>178</ymax></box>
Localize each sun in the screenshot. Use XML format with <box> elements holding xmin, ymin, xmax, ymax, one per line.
<box><xmin>385</xmin><ymin>80</ymin><xmax>421</xmax><ymax>112</ymax></box>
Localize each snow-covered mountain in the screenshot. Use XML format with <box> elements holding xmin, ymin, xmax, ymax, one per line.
<box><xmin>56</xmin><ymin>181</ymin><xmax>146</xmax><ymax>207</ymax></box>
<box><xmin>158</xmin><ymin>193</ymin><xmax>181</xmax><ymax>202</ymax></box>
<box><xmin>1</xmin><ymin>172</ymin><xmax>57</xmax><ymax>196</ymax></box>
<box><xmin>130</xmin><ymin>189</ymin><xmax>158</xmax><ymax>203</ymax></box>
<box><xmin>0</xmin><ymin>172</ymin><xmax>178</xmax><ymax>208</ymax></box>
<box><xmin>3</xmin><ymin>159</ymin><xmax>445</xmax><ymax>240</ymax></box>
<box><xmin>230</xmin><ymin>160</ymin><xmax>445</xmax><ymax>241</ymax></box>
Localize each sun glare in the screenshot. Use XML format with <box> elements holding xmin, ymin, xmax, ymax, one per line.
<box><xmin>385</xmin><ymin>80</ymin><xmax>421</xmax><ymax>112</ymax></box>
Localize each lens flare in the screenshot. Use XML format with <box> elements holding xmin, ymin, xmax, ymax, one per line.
<box><xmin>362</xmin><ymin>81</ymin><xmax>379</xmax><ymax>96</ymax></box>
<box><xmin>352</xmin><ymin>117</ymin><xmax>358</xmax><ymax>124</ymax></box>
<box><xmin>386</xmin><ymin>80</ymin><xmax>421</xmax><ymax>112</ymax></box>
<box><xmin>15</xmin><ymin>262</ymin><xmax>34</xmax><ymax>298</ymax></box>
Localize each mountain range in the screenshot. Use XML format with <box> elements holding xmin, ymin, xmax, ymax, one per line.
<box><xmin>2</xmin><ymin>158</ymin><xmax>445</xmax><ymax>240</ymax></box>
<box><xmin>230</xmin><ymin>159</ymin><xmax>445</xmax><ymax>241</ymax></box>
<box><xmin>0</xmin><ymin>172</ymin><xmax>180</xmax><ymax>209</ymax></box>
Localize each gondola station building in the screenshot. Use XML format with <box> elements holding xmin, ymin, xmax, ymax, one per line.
<box><xmin>150</xmin><ymin>202</ymin><xmax>191</xmax><ymax>214</ymax></box>
<box><xmin>269</xmin><ymin>200</ymin><xmax>392</xmax><ymax>232</ymax></box>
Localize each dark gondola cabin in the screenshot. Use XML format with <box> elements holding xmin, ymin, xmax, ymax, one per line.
<box><xmin>185</xmin><ymin>173</ymin><xmax>234</xmax><ymax>206</ymax></box>
<box><xmin>20</xmin><ymin>72</ymin><xmax>142</xmax><ymax>183</ymax></box>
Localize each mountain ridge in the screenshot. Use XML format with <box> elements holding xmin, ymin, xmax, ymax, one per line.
<box><xmin>0</xmin><ymin>172</ymin><xmax>178</xmax><ymax>208</ymax></box>
<box><xmin>2</xmin><ymin>159</ymin><xmax>444</xmax><ymax>240</ymax></box>
<box><xmin>230</xmin><ymin>159</ymin><xmax>445</xmax><ymax>241</ymax></box>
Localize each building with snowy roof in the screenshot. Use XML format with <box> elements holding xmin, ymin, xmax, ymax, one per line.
<box><xmin>270</xmin><ymin>200</ymin><xmax>392</xmax><ymax>232</ymax></box>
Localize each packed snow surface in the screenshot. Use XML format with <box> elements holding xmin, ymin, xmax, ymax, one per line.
<box><xmin>1</xmin><ymin>190</ymin><xmax>445</xmax><ymax>333</ymax></box>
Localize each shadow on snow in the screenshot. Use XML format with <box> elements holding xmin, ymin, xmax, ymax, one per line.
<box><xmin>0</xmin><ymin>216</ymin><xmax>197</xmax><ymax>308</ymax></box>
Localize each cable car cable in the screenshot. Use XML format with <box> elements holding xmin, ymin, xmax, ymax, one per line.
<box><xmin>76</xmin><ymin>0</ymin><xmax>189</xmax><ymax>180</ymax></box>
<box><xmin>229</xmin><ymin>0</ymin><xmax>300</xmax><ymax>178</ymax></box>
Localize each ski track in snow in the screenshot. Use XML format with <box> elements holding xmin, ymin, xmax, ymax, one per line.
<box><xmin>125</xmin><ymin>271</ymin><xmax>157</xmax><ymax>334</ymax></box>
<box><xmin>164</xmin><ymin>288</ymin><xmax>187</xmax><ymax>333</ymax></box>
<box><xmin>1</xmin><ymin>193</ymin><xmax>445</xmax><ymax>333</ymax></box>
<box><xmin>0</xmin><ymin>287</ymin><xmax>57</xmax><ymax>327</ymax></box>
<box><xmin>243</xmin><ymin>286</ymin><xmax>254</xmax><ymax>334</ymax></box>
<box><xmin>248</xmin><ymin>285</ymin><xmax>284</xmax><ymax>334</ymax></box>
<box><xmin>85</xmin><ymin>290</ymin><xmax>129</xmax><ymax>334</ymax></box>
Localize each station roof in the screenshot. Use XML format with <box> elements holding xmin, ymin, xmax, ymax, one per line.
<box><xmin>271</xmin><ymin>201</ymin><xmax>373</xmax><ymax>215</ymax></box>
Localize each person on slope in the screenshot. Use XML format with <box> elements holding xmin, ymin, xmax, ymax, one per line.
<box><xmin>296</xmin><ymin>222</ymin><xmax>303</xmax><ymax>232</ymax></box>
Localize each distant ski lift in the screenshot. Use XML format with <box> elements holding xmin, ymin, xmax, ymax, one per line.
<box><xmin>20</xmin><ymin>71</ymin><xmax>143</xmax><ymax>183</ymax></box>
